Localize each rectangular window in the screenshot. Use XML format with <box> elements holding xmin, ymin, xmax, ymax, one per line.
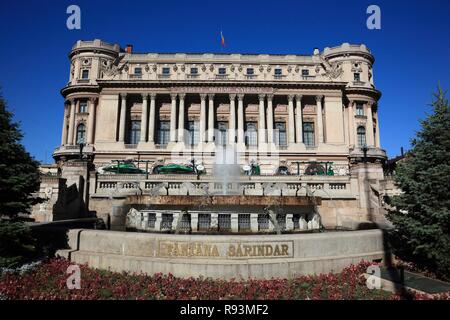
<box><xmin>355</xmin><ymin>103</ymin><xmax>364</xmax><ymax>116</ymax></box>
<box><xmin>274</xmin><ymin>68</ymin><xmax>282</xmax><ymax>76</ymax></box>
<box><xmin>190</xmin><ymin>67</ymin><xmax>198</xmax><ymax>75</ymax></box>
<box><xmin>354</xmin><ymin>73</ymin><xmax>360</xmax><ymax>81</ymax></box>
<box><xmin>128</xmin><ymin>120</ymin><xmax>141</xmax><ymax>145</ymax></box>
<box><xmin>187</xmin><ymin>121</ymin><xmax>199</xmax><ymax>146</ymax></box>
<box><xmin>218</xmin><ymin>67</ymin><xmax>226</xmax><ymax>75</ymax></box>
<box><xmin>302</xmin><ymin>69</ymin><xmax>310</xmax><ymax>76</ymax></box>
<box><xmin>246</xmin><ymin>68</ymin><xmax>254</xmax><ymax>75</ymax></box>
<box><xmin>79</xmin><ymin>101</ymin><xmax>88</xmax><ymax>113</ymax></box>
<box><xmin>274</xmin><ymin>122</ymin><xmax>287</xmax><ymax>146</ymax></box>
<box><xmin>162</xmin><ymin>67</ymin><xmax>170</xmax><ymax>75</ymax></box>
<box><xmin>81</xmin><ymin>69</ymin><xmax>89</xmax><ymax>79</ymax></box>
<box><xmin>245</xmin><ymin>122</ymin><xmax>258</xmax><ymax>147</ymax></box>
<box><xmin>217</xmin><ymin>122</ymin><xmax>228</xmax><ymax>146</ymax></box>
<box><xmin>134</xmin><ymin>67</ymin><xmax>142</xmax><ymax>75</ymax></box>
<box><xmin>157</xmin><ymin>121</ymin><xmax>170</xmax><ymax>146</ymax></box>
<box><xmin>303</xmin><ymin>122</ymin><xmax>315</xmax><ymax>147</ymax></box>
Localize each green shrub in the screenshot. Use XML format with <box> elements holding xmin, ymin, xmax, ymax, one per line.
<box><xmin>0</xmin><ymin>220</ymin><xmax>36</xmax><ymax>268</ymax></box>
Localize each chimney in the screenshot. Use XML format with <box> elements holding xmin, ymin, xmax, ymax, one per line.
<box><xmin>125</xmin><ymin>44</ymin><xmax>133</xmax><ymax>54</ymax></box>
<box><xmin>401</xmin><ymin>147</ymin><xmax>404</xmax><ymax>157</ymax></box>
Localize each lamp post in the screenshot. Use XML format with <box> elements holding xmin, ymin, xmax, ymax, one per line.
<box><xmin>78</xmin><ymin>140</ymin><xmax>85</xmax><ymax>160</ymax></box>
<box><xmin>361</xmin><ymin>144</ymin><xmax>368</xmax><ymax>163</ymax></box>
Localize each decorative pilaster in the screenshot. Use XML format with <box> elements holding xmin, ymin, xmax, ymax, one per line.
<box><xmin>87</xmin><ymin>97</ymin><xmax>97</xmax><ymax>144</ymax></box>
<box><xmin>374</xmin><ymin>107</ymin><xmax>381</xmax><ymax>148</ymax></box>
<box><xmin>208</xmin><ymin>94</ymin><xmax>215</xmax><ymax>142</ymax></box>
<box><xmin>267</xmin><ymin>94</ymin><xmax>274</xmax><ymax>144</ymax></box>
<box><xmin>237</xmin><ymin>94</ymin><xmax>245</xmax><ymax>144</ymax></box>
<box><xmin>140</xmin><ymin>94</ymin><xmax>148</xmax><ymax>143</ymax></box>
<box><xmin>170</xmin><ymin>93</ymin><xmax>177</xmax><ymax>142</ymax></box>
<box><xmin>178</xmin><ymin>93</ymin><xmax>186</xmax><ymax>143</ymax></box>
<box><xmin>67</xmin><ymin>99</ymin><xmax>76</xmax><ymax>145</ymax></box>
<box><xmin>348</xmin><ymin>100</ymin><xmax>355</xmax><ymax>147</ymax></box>
<box><xmin>287</xmin><ymin>95</ymin><xmax>295</xmax><ymax>144</ymax></box>
<box><xmin>148</xmin><ymin>93</ymin><xmax>156</xmax><ymax>142</ymax></box>
<box><xmin>118</xmin><ymin>93</ymin><xmax>127</xmax><ymax>142</ymax></box>
<box><xmin>200</xmin><ymin>94</ymin><xmax>207</xmax><ymax>143</ymax></box>
<box><xmin>295</xmin><ymin>94</ymin><xmax>303</xmax><ymax>143</ymax></box>
<box><xmin>258</xmin><ymin>94</ymin><xmax>266</xmax><ymax>144</ymax></box>
<box><xmin>61</xmin><ymin>104</ymin><xmax>68</xmax><ymax>145</ymax></box>
<box><xmin>316</xmin><ymin>95</ymin><xmax>324</xmax><ymax>144</ymax></box>
<box><xmin>366</xmin><ymin>101</ymin><xmax>375</xmax><ymax>146</ymax></box>
<box><xmin>229</xmin><ymin>94</ymin><xmax>236</xmax><ymax>143</ymax></box>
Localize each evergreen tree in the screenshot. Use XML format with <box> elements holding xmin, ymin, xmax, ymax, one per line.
<box><xmin>387</xmin><ymin>86</ymin><xmax>450</xmax><ymax>280</ymax></box>
<box><xmin>0</xmin><ymin>92</ymin><xmax>41</xmax><ymax>218</ymax></box>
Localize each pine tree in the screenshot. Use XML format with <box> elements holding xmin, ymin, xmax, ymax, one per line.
<box><xmin>0</xmin><ymin>92</ymin><xmax>41</xmax><ymax>218</ymax></box>
<box><xmin>387</xmin><ymin>86</ymin><xmax>450</xmax><ymax>280</ymax></box>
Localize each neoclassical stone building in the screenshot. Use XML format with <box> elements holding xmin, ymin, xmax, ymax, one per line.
<box><xmin>34</xmin><ymin>39</ymin><xmax>388</xmax><ymax>228</ymax></box>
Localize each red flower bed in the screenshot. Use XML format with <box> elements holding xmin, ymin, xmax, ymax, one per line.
<box><xmin>0</xmin><ymin>258</ymin><xmax>448</xmax><ymax>300</ymax></box>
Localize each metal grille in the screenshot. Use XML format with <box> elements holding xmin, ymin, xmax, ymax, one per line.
<box><xmin>258</xmin><ymin>214</ymin><xmax>270</xmax><ymax>231</ymax></box>
<box><xmin>238</xmin><ymin>214</ymin><xmax>251</xmax><ymax>231</ymax></box>
<box><xmin>293</xmin><ymin>214</ymin><xmax>300</xmax><ymax>230</ymax></box>
<box><xmin>198</xmin><ymin>214</ymin><xmax>211</xmax><ymax>231</ymax></box>
<box><xmin>276</xmin><ymin>214</ymin><xmax>286</xmax><ymax>231</ymax></box>
<box><xmin>147</xmin><ymin>213</ymin><xmax>156</xmax><ymax>229</ymax></box>
<box><xmin>160</xmin><ymin>214</ymin><xmax>173</xmax><ymax>230</ymax></box>
<box><xmin>178</xmin><ymin>213</ymin><xmax>191</xmax><ymax>232</ymax></box>
<box><xmin>218</xmin><ymin>214</ymin><xmax>231</xmax><ymax>231</ymax></box>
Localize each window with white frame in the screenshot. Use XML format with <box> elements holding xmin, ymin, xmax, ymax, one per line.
<box><xmin>157</xmin><ymin>121</ymin><xmax>170</xmax><ymax>146</ymax></box>
<box><xmin>303</xmin><ymin>122</ymin><xmax>315</xmax><ymax>147</ymax></box>
<box><xmin>357</xmin><ymin>126</ymin><xmax>366</xmax><ymax>146</ymax></box>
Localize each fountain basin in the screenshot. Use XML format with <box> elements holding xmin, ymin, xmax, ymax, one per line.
<box><xmin>57</xmin><ymin>229</ymin><xmax>385</xmax><ymax>280</ymax></box>
<box><xmin>124</xmin><ymin>195</ymin><xmax>322</xmax><ymax>234</ymax></box>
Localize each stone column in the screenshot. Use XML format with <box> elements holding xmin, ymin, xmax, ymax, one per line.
<box><xmin>237</xmin><ymin>94</ymin><xmax>245</xmax><ymax>144</ymax></box>
<box><xmin>208</xmin><ymin>93</ymin><xmax>215</xmax><ymax>142</ymax></box>
<box><xmin>200</xmin><ymin>94</ymin><xmax>207</xmax><ymax>143</ymax></box>
<box><xmin>258</xmin><ymin>94</ymin><xmax>266</xmax><ymax>144</ymax></box>
<box><xmin>316</xmin><ymin>95</ymin><xmax>324</xmax><ymax>144</ymax></box>
<box><xmin>170</xmin><ymin>93</ymin><xmax>177</xmax><ymax>142</ymax></box>
<box><xmin>366</xmin><ymin>101</ymin><xmax>375</xmax><ymax>146</ymax></box>
<box><xmin>148</xmin><ymin>93</ymin><xmax>156</xmax><ymax>142</ymax></box>
<box><xmin>228</xmin><ymin>94</ymin><xmax>236</xmax><ymax>144</ymax></box>
<box><xmin>67</xmin><ymin>99</ymin><xmax>76</xmax><ymax>145</ymax></box>
<box><xmin>374</xmin><ymin>108</ymin><xmax>381</xmax><ymax>148</ymax></box>
<box><xmin>191</xmin><ymin>213</ymin><xmax>198</xmax><ymax>232</ymax></box>
<box><xmin>295</xmin><ymin>94</ymin><xmax>303</xmax><ymax>143</ymax></box>
<box><xmin>118</xmin><ymin>93</ymin><xmax>127</xmax><ymax>142</ymax></box>
<box><xmin>178</xmin><ymin>93</ymin><xmax>186</xmax><ymax>143</ymax></box>
<box><xmin>267</xmin><ymin>94</ymin><xmax>274</xmax><ymax>144</ymax></box>
<box><xmin>348</xmin><ymin>100</ymin><xmax>355</xmax><ymax>146</ymax></box>
<box><xmin>287</xmin><ymin>94</ymin><xmax>295</xmax><ymax>144</ymax></box>
<box><xmin>87</xmin><ymin>97</ymin><xmax>97</xmax><ymax>144</ymax></box>
<box><xmin>140</xmin><ymin>94</ymin><xmax>148</xmax><ymax>143</ymax></box>
<box><xmin>61</xmin><ymin>104</ymin><xmax>68</xmax><ymax>145</ymax></box>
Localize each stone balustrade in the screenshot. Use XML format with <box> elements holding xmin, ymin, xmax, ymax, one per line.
<box><xmin>91</xmin><ymin>173</ymin><xmax>355</xmax><ymax>199</ymax></box>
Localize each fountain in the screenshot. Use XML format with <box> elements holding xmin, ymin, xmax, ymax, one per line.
<box><xmin>58</xmin><ymin>151</ymin><xmax>385</xmax><ymax>280</ymax></box>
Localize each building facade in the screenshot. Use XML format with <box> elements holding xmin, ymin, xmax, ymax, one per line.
<box><xmin>34</xmin><ymin>39</ymin><xmax>388</xmax><ymax>229</ymax></box>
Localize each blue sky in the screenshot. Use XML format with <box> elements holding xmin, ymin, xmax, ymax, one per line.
<box><xmin>0</xmin><ymin>0</ymin><xmax>449</xmax><ymax>162</ymax></box>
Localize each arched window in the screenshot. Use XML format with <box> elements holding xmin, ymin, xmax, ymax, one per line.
<box><xmin>245</xmin><ymin>122</ymin><xmax>258</xmax><ymax>147</ymax></box>
<box><xmin>305</xmin><ymin>162</ymin><xmax>325</xmax><ymax>175</ymax></box>
<box><xmin>76</xmin><ymin>123</ymin><xmax>86</xmax><ymax>144</ymax></box>
<box><xmin>357</xmin><ymin>126</ymin><xmax>366</xmax><ymax>146</ymax></box>
<box><xmin>274</xmin><ymin>122</ymin><xmax>287</xmax><ymax>147</ymax></box>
